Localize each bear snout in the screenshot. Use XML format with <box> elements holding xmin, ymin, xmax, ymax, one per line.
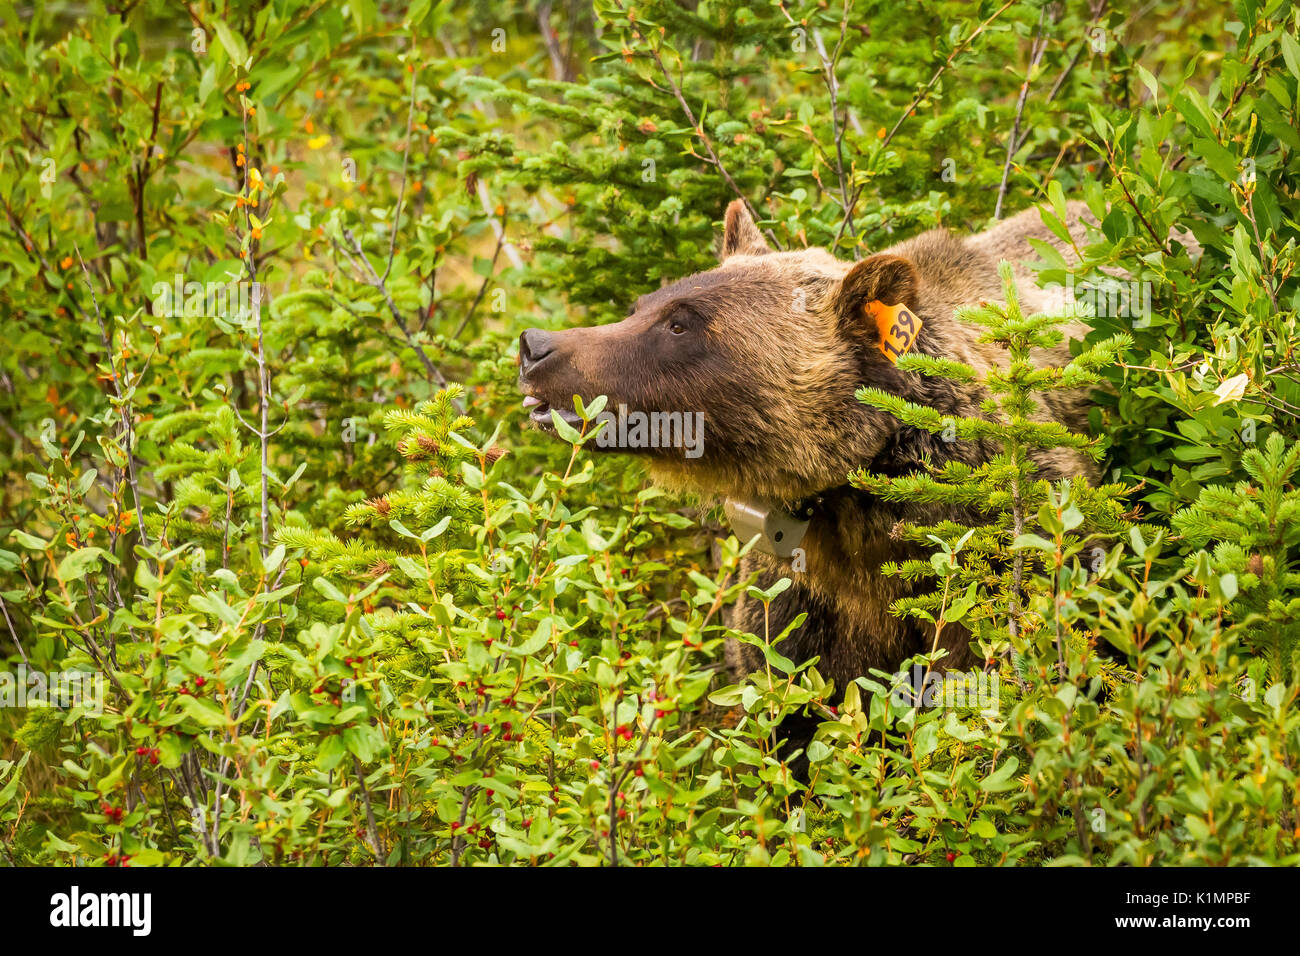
<box><xmin>518</xmin><ymin>328</ymin><xmax>557</xmax><ymax>376</ymax></box>
<box><xmin>517</xmin><ymin>327</ymin><xmax>587</xmax><ymax>430</ymax></box>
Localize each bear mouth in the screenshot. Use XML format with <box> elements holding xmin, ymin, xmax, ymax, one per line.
<box><xmin>522</xmin><ymin>394</ymin><xmax>584</xmax><ymax>431</ymax></box>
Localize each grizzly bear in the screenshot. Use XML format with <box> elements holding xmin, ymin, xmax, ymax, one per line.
<box><xmin>517</xmin><ymin>199</ymin><xmax>1097</xmax><ymax>765</ymax></box>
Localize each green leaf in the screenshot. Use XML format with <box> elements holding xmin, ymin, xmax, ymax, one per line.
<box><xmin>509</xmin><ymin>617</ymin><xmax>555</xmax><ymax>656</ymax></box>
<box><xmin>10</xmin><ymin>530</ymin><xmax>49</xmax><ymax>550</ymax></box>
<box><xmin>180</xmin><ymin>695</ymin><xmax>229</xmax><ymax>729</ymax></box>
<box><xmin>214</xmin><ymin>20</ymin><xmax>249</xmax><ymax>66</ymax></box>
<box><xmin>318</xmin><ymin>734</ymin><xmax>347</xmax><ymax>771</ymax></box>
<box><xmin>262</xmin><ymin>543</ymin><xmax>286</xmax><ymax>574</ymax></box>
<box><xmin>1011</xmin><ymin>534</ymin><xmax>1056</xmax><ymax>552</ymax></box>
<box><xmin>1279</xmin><ymin>31</ymin><xmax>1300</xmax><ymax>80</ymax></box>
<box><xmin>550</xmin><ymin>408</ymin><xmax>583</xmax><ymax>445</ymax></box>
<box><xmin>57</xmin><ymin>547</ymin><xmax>117</xmax><ymax>581</ymax></box>
<box><xmin>421</xmin><ymin>515</ymin><xmax>452</xmax><ymax>541</ymax></box>
<box><xmin>312</xmin><ymin>576</ymin><xmax>349</xmax><ymax>604</ymax></box>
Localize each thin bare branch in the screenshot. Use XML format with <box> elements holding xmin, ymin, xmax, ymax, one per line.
<box><xmin>994</xmin><ymin>9</ymin><xmax>1050</xmax><ymax>220</ymax></box>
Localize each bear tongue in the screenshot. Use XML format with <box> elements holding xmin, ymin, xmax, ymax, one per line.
<box><xmin>529</xmin><ymin>403</ymin><xmax>584</xmax><ymax>428</ymax></box>
<box><xmin>522</xmin><ymin>395</ymin><xmax>543</xmax><ymax>408</ymax></box>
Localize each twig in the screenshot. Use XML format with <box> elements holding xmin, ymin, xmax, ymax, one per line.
<box><xmin>1241</xmin><ymin>186</ymin><xmax>1279</xmax><ymax>311</ymax></box>
<box><xmin>338</xmin><ymin>228</ymin><xmax>464</xmax><ymax>414</ymax></box>
<box><xmin>537</xmin><ymin>0</ymin><xmax>570</xmax><ymax>80</ymax></box>
<box><xmin>353</xmin><ymin>755</ymin><xmax>387</xmax><ymax>864</ymax></box>
<box><xmin>383</xmin><ymin>59</ymin><xmax>420</xmax><ymax>284</ymax></box>
<box><xmin>208</xmin><ymin>564</ymin><xmax>289</xmax><ymax>858</ymax></box>
<box><xmin>837</xmin><ymin>0</ymin><xmax>1016</xmax><ymax>245</ymax></box>
<box><xmin>0</xmin><ymin>594</ymin><xmax>28</xmax><ymax>666</ymax></box>
<box><xmin>433</xmin><ymin>36</ymin><xmax>523</xmax><ymax>269</ymax></box>
<box><xmin>1102</xmin><ymin>141</ymin><xmax>1172</xmax><ymax>256</ymax></box>
<box><xmin>815</xmin><ymin>17</ymin><xmax>855</xmax><ymax>236</ymax></box>
<box><xmin>778</xmin><ymin>2</ymin><xmax>856</xmax><ymax>234</ymax></box>
<box><xmin>475</xmin><ymin>179</ymin><xmax>523</xmax><ymax>270</ymax></box>
<box><xmin>453</xmin><ymin>227</ymin><xmax>506</xmax><ymax>339</ymax></box>
<box><xmin>607</xmin><ymin>712</ymin><xmax>657</xmax><ymax>867</ymax></box>
<box><xmin>1219</xmin><ymin>53</ymin><xmax>1263</xmax><ymax>123</ymax></box>
<box><xmin>994</xmin><ymin>9</ymin><xmax>1049</xmax><ymax>220</ymax></box>
<box><xmin>73</xmin><ymin>243</ymin><xmax>153</xmax><ymax>556</ymax></box>
<box><xmin>611</xmin><ymin>0</ymin><xmax>779</xmax><ymax>248</ymax></box>
<box><xmin>236</xmin><ymin>99</ymin><xmax>271</xmax><ymax>556</ymax></box>
<box><xmin>1044</xmin><ymin>42</ymin><xmax>1085</xmax><ymax>104</ymax></box>
<box><xmin>885</xmin><ymin>0</ymin><xmax>1016</xmax><ymax>153</ymax></box>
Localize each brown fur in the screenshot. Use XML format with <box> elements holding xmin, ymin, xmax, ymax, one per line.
<box><xmin>517</xmin><ymin>200</ymin><xmax>1099</xmax><ymax>762</ymax></box>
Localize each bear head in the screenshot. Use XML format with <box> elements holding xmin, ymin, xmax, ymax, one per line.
<box><xmin>517</xmin><ymin>200</ymin><xmax>952</xmax><ymax>505</ymax></box>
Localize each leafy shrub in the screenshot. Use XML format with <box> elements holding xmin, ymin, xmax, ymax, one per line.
<box><xmin>1</xmin><ymin>0</ymin><xmax>1297</xmax><ymax>866</ymax></box>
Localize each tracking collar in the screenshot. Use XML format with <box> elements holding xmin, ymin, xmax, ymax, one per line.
<box><xmin>723</xmin><ymin>490</ymin><xmax>838</xmax><ymax>559</ymax></box>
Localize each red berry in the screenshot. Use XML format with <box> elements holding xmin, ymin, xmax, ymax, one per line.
<box><xmin>945</xmin><ymin>851</ymin><xmax>956</xmax><ymax>863</ymax></box>
<box><xmin>495</xmin><ymin>609</ymin><xmax>506</xmax><ymax>620</ymax></box>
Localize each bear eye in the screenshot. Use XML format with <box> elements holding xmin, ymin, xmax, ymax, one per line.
<box><xmin>663</xmin><ymin>304</ymin><xmax>698</xmax><ymax>336</ymax></box>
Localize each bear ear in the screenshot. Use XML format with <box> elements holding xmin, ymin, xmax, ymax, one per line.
<box><xmin>720</xmin><ymin>200</ymin><xmax>771</xmax><ymax>259</ymax></box>
<box><xmin>829</xmin><ymin>254</ymin><xmax>921</xmax><ymax>334</ymax></box>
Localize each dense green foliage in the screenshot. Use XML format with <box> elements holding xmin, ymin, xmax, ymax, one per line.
<box><xmin>1</xmin><ymin>0</ymin><xmax>1298</xmax><ymax>865</ymax></box>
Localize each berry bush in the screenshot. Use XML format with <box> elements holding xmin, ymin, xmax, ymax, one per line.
<box><xmin>1</xmin><ymin>0</ymin><xmax>1298</xmax><ymax>865</ymax></box>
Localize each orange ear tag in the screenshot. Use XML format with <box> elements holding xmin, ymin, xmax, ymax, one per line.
<box><xmin>866</xmin><ymin>301</ymin><xmax>922</xmax><ymax>363</ymax></box>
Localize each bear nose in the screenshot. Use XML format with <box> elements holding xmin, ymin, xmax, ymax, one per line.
<box><xmin>519</xmin><ymin>328</ymin><xmax>556</xmax><ymax>375</ymax></box>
